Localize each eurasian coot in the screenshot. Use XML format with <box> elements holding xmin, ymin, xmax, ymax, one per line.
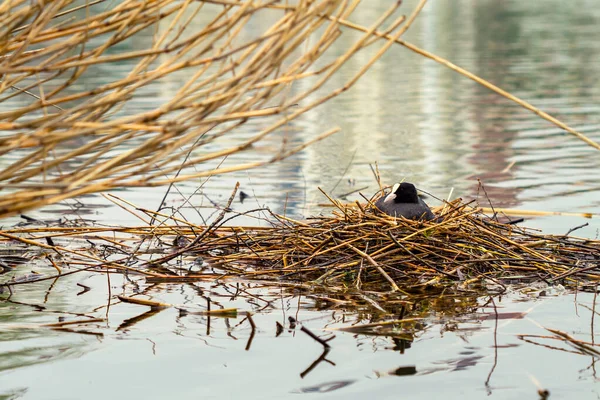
<box><xmin>375</xmin><ymin>182</ymin><xmax>435</xmax><ymax>221</ymax></box>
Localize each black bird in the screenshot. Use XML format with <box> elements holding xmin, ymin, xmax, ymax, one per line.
<box><xmin>375</xmin><ymin>182</ymin><xmax>436</xmax><ymax>221</ymax></box>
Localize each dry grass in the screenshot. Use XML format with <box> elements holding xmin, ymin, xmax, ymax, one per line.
<box><xmin>0</xmin><ymin>0</ymin><xmax>423</xmax><ymax>218</ymax></box>
<box><xmin>1</xmin><ymin>0</ymin><xmax>598</xmax><ymax>222</ymax></box>
<box><xmin>149</xmin><ymin>198</ymin><xmax>600</xmax><ymax>292</ymax></box>
<box><xmin>1</xmin><ymin>189</ymin><xmax>598</xmax><ymax>305</ymax></box>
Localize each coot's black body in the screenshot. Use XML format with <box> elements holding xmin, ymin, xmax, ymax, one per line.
<box><xmin>375</xmin><ymin>182</ymin><xmax>435</xmax><ymax>221</ymax></box>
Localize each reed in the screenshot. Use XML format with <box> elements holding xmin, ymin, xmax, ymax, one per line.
<box><xmin>1</xmin><ymin>0</ymin><xmax>597</xmax><ymax>222</ymax></box>
<box><xmin>0</xmin><ymin>0</ymin><xmax>419</xmax><ymax>218</ymax></box>
<box><xmin>1</xmin><ymin>192</ymin><xmax>598</xmax><ymax>305</ymax></box>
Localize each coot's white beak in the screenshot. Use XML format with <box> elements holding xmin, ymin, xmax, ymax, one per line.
<box><xmin>383</xmin><ymin>192</ymin><xmax>395</xmax><ymax>203</ymax></box>
<box><xmin>383</xmin><ymin>183</ymin><xmax>399</xmax><ymax>203</ymax></box>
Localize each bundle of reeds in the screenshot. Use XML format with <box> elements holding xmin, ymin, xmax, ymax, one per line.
<box><xmin>0</xmin><ymin>0</ymin><xmax>422</xmax><ymax>218</ymax></box>
<box><xmin>1</xmin><ymin>190</ymin><xmax>598</xmax><ymax>299</ymax></box>
<box><xmin>175</xmin><ymin>197</ymin><xmax>600</xmax><ymax>292</ymax></box>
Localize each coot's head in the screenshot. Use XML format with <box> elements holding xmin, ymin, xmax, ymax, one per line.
<box><xmin>383</xmin><ymin>182</ymin><xmax>419</xmax><ymax>204</ymax></box>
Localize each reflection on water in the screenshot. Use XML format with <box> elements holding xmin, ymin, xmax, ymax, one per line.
<box><xmin>2</xmin><ymin>0</ymin><xmax>600</xmax><ymax>399</ymax></box>
<box><xmin>0</xmin><ymin>271</ymin><xmax>597</xmax><ymax>399</ymax></box>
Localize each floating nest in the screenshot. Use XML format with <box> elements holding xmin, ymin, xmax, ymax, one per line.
<box><xmin>1</xmin><ymin>188</ymin><xmax>598</xmax><ymax>299</ymax></box>
<box><xmin>178</xmin><ymin>196</ymin><xmax>600</xmax><ymax>293</ymax></box>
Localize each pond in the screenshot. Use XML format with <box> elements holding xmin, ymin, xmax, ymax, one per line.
<box><xmin>1</xmin><ymin>0</ymin><xmax>600</xmax><ymax>399</ymax></box>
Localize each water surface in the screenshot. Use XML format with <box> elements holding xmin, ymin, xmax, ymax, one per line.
<box><xmin>1</xmin><ymin>1</ymin><xmax>600</xmax><ymax>399</ymax></box>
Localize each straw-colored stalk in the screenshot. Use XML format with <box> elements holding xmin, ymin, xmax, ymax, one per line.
<box><xmin>1</xmin><ymin>195</ymin><xmax>599</xmax><ymax>296</ymax></box>
<box><xmin>0</xmin><ymin>0</ymin><xmax>423</xmax><ymax>218</ymax></box>
<box><xmin>2</xmin><ymin>0</ymin><xmax>596</xmax><ymax>221</ymax></box>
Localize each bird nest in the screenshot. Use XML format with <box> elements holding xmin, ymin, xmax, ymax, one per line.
<box><xmin>1</xmin><ymin>188</ymin><xmax>598</xmax><ymax>299</ymax></box>
<box><xmin>176</xmin><ymin>198</ymin><xmax>600</xmax><ymax>293</ymax></box>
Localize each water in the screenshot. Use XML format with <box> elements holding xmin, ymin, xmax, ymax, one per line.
<box><xmin>0</xmin><ymin>275</ymin><xmax>596</xmax><ymax>399</ymax></box>
<box><xmin>1</xmin><ymin>0</ymin><xmax>600</xmax><ymax>398</ymax></box>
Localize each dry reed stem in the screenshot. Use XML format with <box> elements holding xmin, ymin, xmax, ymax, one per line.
<box><xmin>117</xmin><ymin>295</ymin><xmax>171</xmax><ymax>308</ymax></box>
<box><xmin>0</xmin><ymin>195</ymin><xmax>582</xmax><ymax>293</ymax></box>
<box><xmin>1</xmin><ymin>0</ymin><xmax>594</xmax><ymax>223</ymax></box>
<box><xmin>0</xmin><ymin>0</ymin><xmax>418</xmax><ymax>218</ymax></box>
